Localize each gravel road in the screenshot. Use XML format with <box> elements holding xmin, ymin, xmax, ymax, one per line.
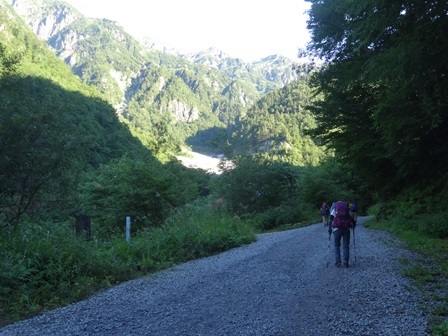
<box><xmin>0</xmin><ymin>217</ymin><xmax>429</xmax><ymax>336</ymax></box>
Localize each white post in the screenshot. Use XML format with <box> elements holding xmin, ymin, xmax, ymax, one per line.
<box><xmin>126</xmin><ymin>216</ymin><xmax>131</xmax><ymax>242</ymax></box>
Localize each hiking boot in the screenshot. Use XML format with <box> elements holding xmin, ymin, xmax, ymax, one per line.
<box><xmin>335</xmin><ymin>262</ymin><xmax>341</xmax><ymax>267</ymax></box>
<box><xmin>343</xmin><ymin>262</ymin><xmax>349</xmax><ymax>268</ymax></box>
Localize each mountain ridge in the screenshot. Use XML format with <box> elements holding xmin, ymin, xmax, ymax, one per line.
<box><xmin>9</xmin><ymin>0</ymin><xmax>298</xmax><ymax>84</ymax></box>
<box><xmin>7</xmin><ymin>0</ymin><xmax>306</xmax><ymax>157</ymax></box>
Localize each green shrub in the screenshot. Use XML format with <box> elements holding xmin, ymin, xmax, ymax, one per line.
<box><xmin>415</xmin><ymin>213</ymin><xmax>448</xmax><ymax>239</ymax></box>
<box><xmin>430</xmin><ymin>299</ymin><xmax>448</xmax><ymax>336</ymax></box>
<box><xmin>0</xmin><ymin>201</ymin><xmax>256</xmax><ymax>326</ymax></box>
<box><xmin>217</xmin><ymin>156</ymin><xmax>300</xmax><ymax>215</ymax></box>
<box><xmin>431</xmin><ymin>321</ymin><xmax>448</xmax><ymax>336</ymax></box>
<box><xmin>367</xmin><ymin>202</ymin><xmax>393</xmax><ymax>220</ymax></box>
<box><xmin>0</xmin><ymin>221</ymin><xmax>138</xmax><ymax>325</ymax></box>
<box><xmin>79</xmin><ymin>155</ymin><xmax>205</xmax><ymax>235</ymax></box>
<box><xmin>253</xmin><ymin>202</ymin><xmax>315</xmax><ymax>231</ymax></box>
<box><xmin>129</xmin><ymin>200</ymin><xmax>256</xmax><ymax>264</ymax></box>
<box><xmin>367</xmin><ymin>211</ymin><xmax>448</xmax><ymax>239</ymax></box>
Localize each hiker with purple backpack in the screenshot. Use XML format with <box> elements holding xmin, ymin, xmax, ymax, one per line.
<box><xmin>328</xmin><ymin>201</ymin><xmax>356</xmax><ymax>268</ymax></box>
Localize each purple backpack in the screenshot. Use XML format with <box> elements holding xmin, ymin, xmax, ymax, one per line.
<box><xmin>332</xmin><ymin>201</ymin><xmax>353</xmax><ymax>228</ymax></box>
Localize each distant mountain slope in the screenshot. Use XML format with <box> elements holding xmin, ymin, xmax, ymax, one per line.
<box><xmin>9</xmin><ymin>0</ymin><xmax>300</xmax><ymax>155</ymax></box>
<box><xmin>9</xmin><ymin>0</ymin><xmax>299</xmax><ymax>97</ymax></box>
<box><xmin>0</xmin><ymin>0</ymin><xmax>146</xmax><ymax>162</ymax></box>
<box><xmin>50</xmin><ymin>17</ymin><xmax>149</xmax><ymax>106</ymax></box>
<box><xmin>0</xmin><ymin>0</ymin><xmax>149</xmax><ymax>220</ymax></box>
<box><xmin>230</xmin><ymin>78</ymin><xmax>325</xmax><ymax>166</ymax></box>
<box><xmin>181</xmin><ymin>48</ymin><xmax>298</xmax><ymax>93</ymax></box>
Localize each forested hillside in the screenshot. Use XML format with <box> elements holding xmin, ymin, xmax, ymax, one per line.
<box><xmin>0</xmin><ymin>0</ymin><xmax>150</xmax><ymax>224</ymax></box>
<box><xmin>305</xmin><ymin>0</ymin><xmax>448</xmax><ymax>216</ymax></box>
<box><xmin>229</xmin><ymin>72</ymin><xmax>325</xmax><ymax>165</ymax></box>
<box><xmin>8</xmin><ymin>0</ymin><xmax>300</xmax><ymax>156</ymax></box>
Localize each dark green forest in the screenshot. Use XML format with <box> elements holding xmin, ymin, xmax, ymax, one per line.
<box><xmin>305</xmin><ymin>0</ymin><xmax>448</xmax><ymax>218</ymax></box>
<box><xmin>1</xmin><ymin>0</ymin><xmax>447</xmax><ymax>332</ymax></box>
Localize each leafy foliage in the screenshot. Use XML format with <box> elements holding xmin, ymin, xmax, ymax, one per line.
<box><xmin>216</xmin><ymin>155</ymin><xmax>336</xmax><ymax>230</ymax></box>
<box><xmin>79</xmin><ymin>155</ymin><xmax>208</xmax><ymax>235</ymax></box>
<box><xmin>216</xmin><ymin>153</ymin><xmax>366</xmax><ymax>230</ymax></box>
<box><xmin>0</xmin><ymin>202</ymin><xmax>256</xmax><ymax>327</ymax></box>
<box><xmin>219</xmin><ymin>156</ymin><xmax>299</xmax><ymax>214</ymax></box>
<box><xmin>305</xmin><ymin>0</ymin><xmax>448</xmax><ymax>201</ymax></box>
<box><xmin>230</xmin><ymin>76</ymin><xmax>326</xmax><ymax>165</ymax></box>
<box><xmin>300</xmin><ymin>157</ymin><xmax>365</xmax><ymax>209</ymax></box>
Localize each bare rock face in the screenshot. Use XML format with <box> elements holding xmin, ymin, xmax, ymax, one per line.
<box><xmin>252</xmin><ymin>55</ymin><xmax>298</xmax><ymax>85</ymax></box>
<box><xmin>10</xmin><ymin>0</ymin><xmax>79</xmax><ymax>41</ymax></box>
<box><xmin>52</xmin><ymin>30</ymin><xmax>85</xmax><ymax>65</ymax></box>
<box><xmin>8</xmin><ymin>0</ymin><xmax>83</xmax><ymax>68</ymax></box>
<box><xmin>168</xmin><ymin>99</ymin><xmax>199</xmax><ymax>123</ymax></box>
<box><xmin>35</xmin><ymin>6</ymin><xmax>77</xmax><ymax>41</ymax></box>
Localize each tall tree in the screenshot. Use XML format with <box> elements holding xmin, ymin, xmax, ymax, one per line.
<box><xmin>305</xmin><ymin>0</ymin><xmax>448</xmax><ymax>198</ymax></box>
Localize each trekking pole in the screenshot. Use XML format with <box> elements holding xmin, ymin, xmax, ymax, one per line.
<box><xmin>327</xmin><ymin>231</ymin><xmax>331</xmax><ymax>267</ymax></box>
<box><xmin>352</xmin><ymin>227</ymin><xmax>357</xmax><ymax>264</ymax></box>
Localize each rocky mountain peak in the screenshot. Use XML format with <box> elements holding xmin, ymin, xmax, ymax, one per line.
<box><xmin>140</xmin><ymin>36</ymin><xmax>181</xmax><ymax>55</ymax></box>
<box><xmin>181</xmin><ymin>47</ymin><xmax>234</xmax><ymax>69</ymax></box>
<box><xmin>9</xmin><ymin>0</ymin><xmax>79</xmax><ymax>40</ymax></box>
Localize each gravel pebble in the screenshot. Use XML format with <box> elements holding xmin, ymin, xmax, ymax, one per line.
<box><xmin>0</xmin><ymin>217</ymin><xmax>429</xmax><ymax>335</ymax></box>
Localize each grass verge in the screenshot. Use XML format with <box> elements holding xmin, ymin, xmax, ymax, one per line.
<box><xmin>0</xmin><ymin>202</ymin><xmax>256</xmax><ymax>327</ymax></box>
<box><xmin>365</xmin><ymin>216</ymin><xmax>448</xmax><ymax>336</ymax></box>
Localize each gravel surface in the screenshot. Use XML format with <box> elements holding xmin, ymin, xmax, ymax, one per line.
<box><xmin>0</xmin><ymin>217</ymin><xmax>429</xmax><ymax>336</ymax></box>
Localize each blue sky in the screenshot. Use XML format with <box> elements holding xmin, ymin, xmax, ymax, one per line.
<box><xmin>64</xmin><ymin>0</ymin><xmax>311</xmax><ymax>62</ymax></box>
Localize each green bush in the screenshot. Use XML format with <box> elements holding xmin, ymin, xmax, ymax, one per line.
<box><xmin>130</xmin><ymin>200</ymin><xmax>256</xmax><ymax>264</ymax></box>
<box><xmin>414</xmin><ymin>213</ymin><xmax>448</xmax><ymax>239</ymax></box>
<box><xmin>431</xmin><ymin>297</ymin><xmax>448</xmax><ymax>336</ymax></box>
<box><xmin>79</xmin><ymin>155</ymin><xmax>207</xmax><ymax>236</ymax></box>
<box><xmin>0</xmin><ymin>221</ymin><xmax>128</xmax><ymax>324</ymax></box>
<box><xmin>431</xmin><ymin>321</ymin><xmax>448</xmax><ymax>336</ymax></box>
<box><xmin>0</xmin><ymin>200</ymin><xmax>256</xmax><ymax>326</ymax></box>
<box><xmin>300</xmin><ymin>157</ymin><xmax>367</xmax><ymax>211</ymax></box>
<box><xmin>217</xmin><ymin>156</ymin><xmax>300</xmax><ymax>215</ymax></box>
<box><xmin>253</xmin><ymin>202</ymin><xmax>316</xmax><ymax>231</ymax></box>
<box><xmin>372</xmin><ymin>212</ymin><xmax>448</xmax><ymax>239</ymax></box>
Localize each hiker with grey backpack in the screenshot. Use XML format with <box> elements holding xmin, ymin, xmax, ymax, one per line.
<box><xmin>328</xmin><ymin>201</ymin><xmax>356</xmax><ymax>268</ymax></box>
